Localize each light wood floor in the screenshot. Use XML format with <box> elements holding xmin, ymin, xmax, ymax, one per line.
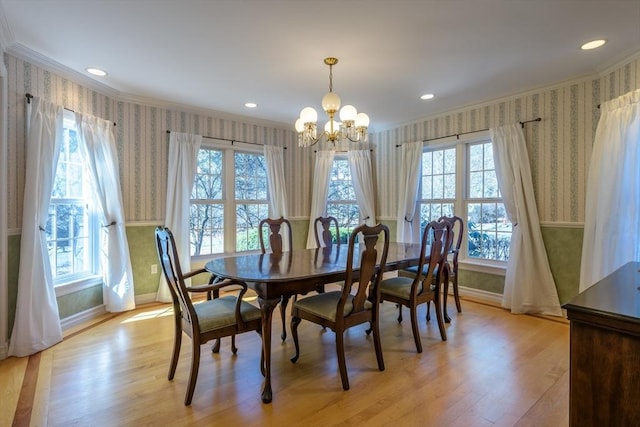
<box><xmin>1</xmin><ymin>293</ymin><xmax>570</xmax><ymax>427</ymax></box>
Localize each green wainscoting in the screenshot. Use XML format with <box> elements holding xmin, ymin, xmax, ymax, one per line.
<box><xmin>458</xmin><ymin>269</ymin><xmax>506</xmax><ymax>294</ymax></box>
<box><xmin>57</xmin><ymin>285</ymin><xmax>103</xmax><ymax>319</ymax></box>
<box><xmin>126</xmin><ymin>225</ymin><xmax>163</xmax><ymax>296</ymax></box>
<box><xmin>5</xmin><ymin>223</ymin><xmax>584</xmax><ymax>336</ymax></box>
<box><xmin>289</xmin><ymin>219</ymin><xmax>310</xmax><ymax>250</ymax></box>
<box><xmin>541</xmin><ymin>226</ymin><xmax>583</xmax><ymax>304</ymax></box>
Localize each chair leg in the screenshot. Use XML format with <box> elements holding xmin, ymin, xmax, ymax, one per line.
<box><xmin>397</xmin><ymin>304</ymin><xmax>403</xmax><ymax>323</ymax></box>
<box><xmin>433</xmin><ymin>293</ymin><xmax>448</xmax><ymax>342</ymax></box>
<box><xmin>409</xmin><ymin>305</ymin><xmax>423</xmax><ymax>353</ymax></box>
<box><xmin>443</xmin><ymin>279</ymin><xmax>452</xmax><ymax>323</ymax></box>
<box><xmin>453</xmin><ymin>275</ymin><xmax>462</xmax><ymax>313</ymax></box>
<box><xmin>426</xmin><ymin>301</ymin><xmax>431</xmax><ymax>322</ymax></box>
<box><xmin>365</xmin><ymin>321</ymin><xmax>373</xmax><ymax>335</ymax></box>
<box><xmin>211</xmin><ymin>338</ymin><xmax>221</xmax><ymax>353</ymax></box>
<box><xmin>185</xmin><ymin>339</ymin><xmax>201</xmax><ymax>406</ymax></box>
<box><xmin>290</xmin><ymin>316</ymin><xmax>302</xmax><ymax>363</ymax></box>
<box><xmin>231</xmin><ymin>335</ymin><xmax>237</xmax><ymax>354</ymax></box>
<box><xmin>168</xmin><ymin>322</ymin><xmax>182</xmax><ymax>380</ymax></box>
<box><xmin>371</xmin><ymin>319</ymin><xmax>385</xmax><ymax>372</ymax></box>
<box><xmin>280</xmin><ymin>296</ymin><xmax>289</xmax><ymax>341</ymax></box>
<box><xmin>336</xmin><ymin>331</ymin><xmax>350</xmax><ymax>390</ymax></box>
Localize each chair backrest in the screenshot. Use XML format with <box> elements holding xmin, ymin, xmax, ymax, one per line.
<box><xmin>314</xmin><ymin>216</ymin><xmax>340</xmax><ymax>248</ymax></box>
<box><xmin>341</xmin><ymin>223</ymin><xmax>390</xmax><ymax>317</ymax></box>
<box><xmin>259</xmin><ymin>217</ymin><xmax>293</xmax><ymax>254</ymax></box>
<box><xmin>438</xmin><ymin>215</ymin><xmax>464</xmax><ymax>266</ymax></box>
<box><xmin>413</xmin><ymin>219</ymin><xmax>453</xmax><ymax>290</ymax></box>
<box><xmin>155</xmin><ymin>226</ymin><xmax>197</xmax><ymax>329</ymax></box>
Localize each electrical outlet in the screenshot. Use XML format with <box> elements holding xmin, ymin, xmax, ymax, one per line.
<box><xmin>151</xmin><ymin>264</ymin><xmax>157</xmax><ymax>274</ymax></box>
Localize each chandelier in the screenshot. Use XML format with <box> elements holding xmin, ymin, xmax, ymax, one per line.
<box><xmin>295</xmin><ymin>57</ymin><xmax>369</xmax><ymax>147</ymax></box>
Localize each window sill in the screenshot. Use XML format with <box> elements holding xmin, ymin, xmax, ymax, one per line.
<box><xmin>55</xmin><ymin>275</ymin><xmax>103</xmax><ymax>297</ymax></box>
<box><xmin>459</xmin><ymin>259</ymin><xmax>507</xmax><ymax>276</ymax></box>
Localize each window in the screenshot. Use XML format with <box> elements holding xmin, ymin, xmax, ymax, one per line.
<box><xmin>234</xmin><ymin>152</ymin><xmax>268</xmax><ymax>252</ymax></box>
<box><xmin>46</xmin><ymin>114</ymin><xmax>99</xmax><ymax>283</ymax></box>
<box><xmin>326</xmin><ymin>156</ymin><xmax>359</xmax><ymax>243</ymax></box>
<box><xmin>190</xmin><ymin>148</ymin><xmax>224</xmax><ymax>255</ymax></box>
<box><xmin>418</xmin><ymin>147</ymin><xmax>456</xmax><ymax>225</ymax></box>
<box><xmin>466</xmin><ymin>142</ymin><xmax>511</xmax><ymax>261</ymax></box>
<box><xmin>190</xmin><ymin>145</ymin><xmax>268</xmax><ymax>256</ymax></box>
<box><xmin>418</xmin><ymin>136</ymin><xmax>512</xmax><ymax>262</ymax></box>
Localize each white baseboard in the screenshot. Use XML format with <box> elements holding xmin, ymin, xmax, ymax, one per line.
<box><xmin>60</xmin><ymin>304</ymin><xmax>107</xmax><ymax>331</ymax></box>
<box><xmin>135</xmin><ymin>292</ymin><xmax>159</xmax><ymax>305</ymax></box>
<box><xmin>457</xmin><ymin>285</ymin><xmax>503</xmax><ymax>306</ymax></box>
<box><xmin>59</xmin><ymin>293</ymin><xmax>162</xmax><ymax>332</ymax></box>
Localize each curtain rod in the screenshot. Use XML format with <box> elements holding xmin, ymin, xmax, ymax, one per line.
<box><xmin>25</xmin><ymin>93</ymin><xmax>117</xmax><ymax>126</ymax></box>
<box><xmin>165</xmin><ymin>130</ymin><xmax>286</xmax><ymax>149</ymax></box>
<box><xmin>313</xmin><ymin>149</ymin><xmax>373</xmax><ymax>153</ymax></box>
<box><xmin>395</xmin><ymin>117</ymin><xmax>542</xmax><ymax>148</ymax></box>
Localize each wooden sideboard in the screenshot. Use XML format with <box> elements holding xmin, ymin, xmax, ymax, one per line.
<box><xmin>563</xmin><ymin>262</ymin><xmax>640</xmax><ymax>426</ymax></box>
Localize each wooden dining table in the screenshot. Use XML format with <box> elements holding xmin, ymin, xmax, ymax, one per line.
<box><xmin>204</xmin><ymin>242</ymin><xmax>424</xmax><ymax>403</ymax></box>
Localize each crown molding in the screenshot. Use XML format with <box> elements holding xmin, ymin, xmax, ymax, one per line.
<box><xmin>6</xmin><ymin>43</ymin><xmax>294</xmax><ymax>132</ymax></box>
<box><xmin>0</xmin><ymin>3</ymin><xmax>12</xmax><ymax>76</ymax></box>
<box><xmin>596</xmin><ymin>48</ymin><xmax>640</xmax><ymax>76</ymax></box>
<box><xmin>376</xmin><ymin>48</ymin><xmax>640</xmax><ymax>134</ymax></box>
<box><xmin>117</xmin><ymin>91</ymin><xmax>292</xmax><ymax>131</ymax></box>
<box><xmin>7</xmin><ymin>43</ymin><xmax>119</xmax><ymax>97</ymax></box>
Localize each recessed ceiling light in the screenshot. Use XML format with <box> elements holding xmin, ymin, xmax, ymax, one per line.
<box><xmin>581</xmin><ymin>39</ymin><xmax>606</xmax><ymax>50</ymax></box>
<box><xmin>245</xmin><ymin>102</ymin><xmax>257</xmax><ymax>108</ymax></box>
<box><xmin>420</xmin><ymin>93</ymin><xmax>435</xmax><ymax>100</ymax></box>
<box><xmin>86</xmin><ymin>67</ymin><xmax>107</xmax><ymax>76</ymax></box>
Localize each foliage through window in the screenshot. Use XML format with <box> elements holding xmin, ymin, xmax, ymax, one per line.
<box><xmin>418</xmin><ymin>138</ymin><xmax>511</xmax><ymax>262</ymax></box>
<box><xmin>190</xmin><ymin>146</ymin><xmax>268</xmax><ymax>256</ymax></box>
<box><xmin>327</xmin><ymin>157</ymin><xmax>360</xmax><ymax>243</ymax></box>
<box><xmin>46</xmin><ymin>115</ymin><xmax>98</xmax><ymax>282</ymax></box>
<box><xmin>418</xmin><ymin>147</ymin><xmax>456</xmax><ymax>224</ymax></box>
<box><xmin>466</xmin><ymin>142</ymin><xmax>511</xmax><ymax>261</ymax></box>
<box><xmin>234</xmin><ymin>153</ymin><xmax>269</xmax><ymax>252</ymax></box>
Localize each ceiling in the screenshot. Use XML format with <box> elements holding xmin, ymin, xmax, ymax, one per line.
<box><xmin>1</xmin><ymin>0</ymin><xmax>639</xmax><ymax>132</ymax></box>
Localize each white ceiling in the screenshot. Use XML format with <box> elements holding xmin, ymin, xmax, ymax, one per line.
<box><xmin>2</xmin><ymin>0</ymin><xmax>639</xmax><ymax>131</ymax></box>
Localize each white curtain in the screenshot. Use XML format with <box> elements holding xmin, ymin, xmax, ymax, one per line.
<box><xmin>9</xmin><ymin>98</ymin><xmax>64</xmax><ymax>357</ymax></box>
<box><xmin>306</xmin><ymin>150</ymin><xmax>335</xmax><ymax>248</ymax></box>
<box><xmin>157</xmin><ymin>132</ymin><xmax>202</xmax><ymax>302</ymax></box>
<box><xmin>348</xmin><ymin>150</ymin><xmax>376</xmax><ymax>226</ymax></box>
<box><xmin>76</xmin><ymin>113</ymin><xmax>135</xmax><ymax>312</ymax></box>
<box><xmin>580</xmin><ymin>89</ymin><xmax>640</xmax><ymax>292</ymax></box>
<box><xmin>396</xmin><ymin>141</ymin><xmax>423</xmax><ymax>243</ymax></box>
<box><xmin>491</xmin><ymin>124</ymin><xmax>562</xmax><ymax>316</ymax></box>
<box><xmin>264</xmin><ymin>145</ymin><xmax>290</xmax><ymax>250</ymax></box>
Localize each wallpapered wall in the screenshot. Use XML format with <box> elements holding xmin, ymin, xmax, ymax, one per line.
<box><xmin>3</xmin><ymin>49</ymin><xmax>640</xmax><ymax>328</ymax></box>
<box><xmin>4</xmin><ymin>53</ymin><xmax>309</xmax><ymax>230</ymax></box>
<box><xmin>374</xmin><ymin>54</ymin><xmax>640</xmax><ymax>222</ymax></box>
<box><xmin>6</xmin><ymin>52</ymin><xmax>640</xmax><ymax>229</ymax></box>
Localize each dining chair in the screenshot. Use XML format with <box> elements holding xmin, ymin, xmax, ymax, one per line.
<box><xmin>259</xmin><ymin>217</ymin><xmax>293</xmax><ymax>341</ymax></box>
<box><xmin>290</xmin><ymin>223</ymin><xmax>390</xmax><ymax>391</ymax></box>
<box><xmin>155</xmin><ymin>226</ymin><xmax>263</xmax><ymax>405</ymax></box>
<box><xmin>398</xmin><ymin>215</ymin><xmax>463</xmax><ymax>323</ymax></box>
<box><xmin>437</xmin><ymin>215</ymin><xmax>464</xmax><ymax>317</ymax></box>
<box><xmin>314</xmin><ymin>215</ymin><xmax>340</xmax><ymax>248</ymax></box>
<box><xmin>313</xmin><ymin>216</ymin><xmax>340</xmax><ymax>294</ymax></box>
<box><xmin>377</xmin><ymin>219</ymin><xmax>452</xmax><ymax>353</ymax></box>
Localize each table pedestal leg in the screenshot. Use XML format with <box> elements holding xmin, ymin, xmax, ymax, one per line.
<box><xmin>258</xmin><ymin>296</ymin><xmax>280</xmax><ymax>403</ymax></box>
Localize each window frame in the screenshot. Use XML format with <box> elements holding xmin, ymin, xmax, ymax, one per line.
<box><xmin>417</xmin><ymin>131</ymin><xmax>509</xmax><ymax>274</ymax></box>
<box><xmin>326</xmin><ymin>154</ymin><xmax>360</xmax><ymax>242</ymax></box>
<box><xmin>49</xmin><ymin>111</ymin><xmax>102</xmax><ymax>296</ymax></box>
<box><xmin>190</xmin><ymin>140</ymin><xmax>268</xmax><ymax>261</ymax></box>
